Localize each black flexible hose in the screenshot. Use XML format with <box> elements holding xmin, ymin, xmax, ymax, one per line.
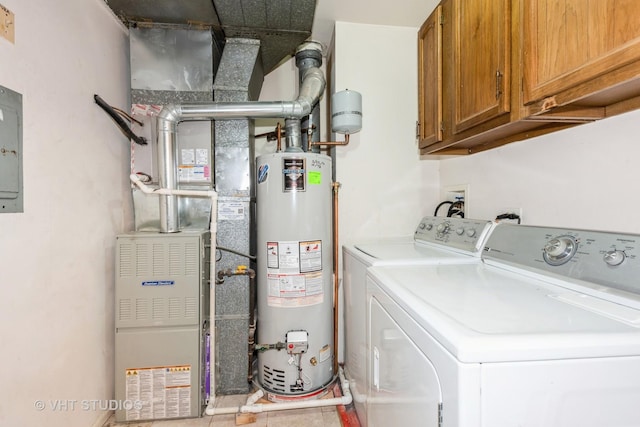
<box><xmin>216</xmin><ymin>245</ymin><xmax>256</xmax><ymax>261</ymax></box>
<box><xmin>447</xmin><ymin>200</ymin><xmax>464</xmax><ymax>218</ymax></box>
<box><xmin>93</xmin><ymin>94</ymin><xmax>147</xmax><ymax>145</ymax></box>
<box><xmin>495</xmin><ymin>213</ymin><xmax>521</xmax><ymax>224</ymax></box>
<box><xmin>434</xmin><ymin>201</ymin><xmax>453</xmax><ymax>216</ymax></box>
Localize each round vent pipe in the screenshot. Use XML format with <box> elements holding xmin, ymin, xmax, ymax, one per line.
<box><xmin>155</xmin><ymin>58</ymin><xmax>325</xmax><ymax>233</ymax></box>
<box><xmin>295</xmin><ymin>41</ymin><xmax>323</xmax><ymax>152</ymax></box>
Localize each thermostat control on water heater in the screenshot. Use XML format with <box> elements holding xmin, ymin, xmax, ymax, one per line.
<box><xmin>286</xmin><ymin>330</ymin><xmax>309</xmax><ymax>354</ymax></box>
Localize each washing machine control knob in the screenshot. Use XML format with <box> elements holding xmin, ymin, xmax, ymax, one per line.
<box><xmin>543</xmin><ymin>236</ymin><xmax>578</xmax><ymax>266</ymax></box>
<box><xmin>456</xmin><ymin>227</ymin><xmax>465</xmax><ymax>235</ymax></box>
<box><xmin>466</xmin><ymin>228</ymin><xmax>476</xmax><ymax>237</ymax></box>
<box><xmin>425</xmin><ymin>224</ymin><xmax>433</xmax><ymax>231</ymax></box>
<box><xmin>419</xmin><ymin>223</ymin><xmax>426</xmax><ymax>230</ymax></box>
<box><xmin>436</xmin><ymin>222</ymin><xmax>450</xmax><ymax>235</ymax></box>
<box><xmin>603</xmin><ymin>250</ymin><xmax>626</xmax><ymax>266</ymax></box>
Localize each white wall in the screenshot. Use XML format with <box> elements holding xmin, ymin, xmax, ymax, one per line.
<box><xmin>258</xmin><ymin>22</ymin><xmax>441</xmax><ymax>242</ymax></box>
<box><xmin>330</xmin><ymin>22</ymin><xmax>440</xmax><ymax>365</ymax></box>
<box><xmin>439</xmin><ymin>109</ymin><xmax>640</xmax><ymax>233</ymax></box>
<box><xmin>332</xmin><ymin>22</ymin><xmax>440</xmax><ymax>244</ymax></box>
<box><xmin>0</xmin><ymin>1</ymin><xmax>130</xmax><ymax>426</ymax></box>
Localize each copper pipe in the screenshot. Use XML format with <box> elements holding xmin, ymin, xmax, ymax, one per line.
<box><xmin>332</xmin><ymin>181</ymin><xmax>341</xmax><ymax>375</ymax></box>
<box><xmin>276</xmin><ymin>122</ymin><xmax>282</xmax><ymax>152</ymax></box>
<box><xmin>310</xmin><ymin>134</ymin><xmax>350</xmax><ymax>148</ymax></box>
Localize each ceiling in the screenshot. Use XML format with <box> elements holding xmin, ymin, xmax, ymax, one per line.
<box><xmin>104</xmin><ymin>0</ymin><xmax>438</xmax><ymax>73</ymax></box>
<box><xmin>311</xmin><ymin>0</ymin><xmax>438</xmax><ymax>51</ymax></box>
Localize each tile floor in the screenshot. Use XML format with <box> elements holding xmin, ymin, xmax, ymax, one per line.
<box><xmin>102</xmin><ymin>393</ymin><xmax>343</xmax><ymax>427</ymax></box>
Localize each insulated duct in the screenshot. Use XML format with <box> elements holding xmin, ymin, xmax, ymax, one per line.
<box><xmin>156</xmin><ymin>64</ymin><xmax>325</xmax><ymax>233</ymax></box>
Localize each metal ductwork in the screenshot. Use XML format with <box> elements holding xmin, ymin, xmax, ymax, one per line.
<box><xmin>157</xmin><ymin>67</ymin><xmax>324</xmax><ymax>121</ymax></box>
<box><xmin>157</xmin><ymin>63</ymin><xmax>325</xmax><ymax>233</ymax></box>
<box><xmin>295</xmin><ymin>41</ymin><xmax>323</xmax><ymax>152</ymax></box>
<box><xmin>104</xmin><ymin>0</ymin><xmax>317</xmax><ymax>75</ymax></box>
<box><xmin>107</xmin><ymin>0</ymin><xmax>322</xmax><ymax>398</ymax></box>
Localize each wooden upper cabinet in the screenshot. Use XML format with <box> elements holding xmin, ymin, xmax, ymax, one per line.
<box><xmin>452</xmin><ymin>0</ymin><xmax>511</xmax><ymax>134</ymax></box>
<box><xmin>418</xmin><ymin>5</ymin><xmax>443</xmax><ymax>149</ymax></box>
<box><xmin>417</xmin><ymin>0</ymin><xmax>640</xmax><ymax>155</ymax></box>
<box><xmin>523</xmin><ymin>0</ymin><xmax>640</xmax><ymax>107</ymax></box>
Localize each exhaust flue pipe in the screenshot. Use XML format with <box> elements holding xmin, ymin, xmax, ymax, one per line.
<box><xmin>284</xmin><ymin>118</ymin><xmax>302</xmax><ymax>151</ymax></box>
<box><xmin>295</xmin><ymin>41</ymin><xmax>323</xmax><ymax>152</ymax></box>
<box><xmin>156</xmin><ymin>65</ymin><xmax>325</xmax><ymax>233</ymax></box>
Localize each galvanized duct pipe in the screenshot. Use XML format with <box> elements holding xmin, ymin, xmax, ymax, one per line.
<box><xmin>295</xmin><ymin>42</ymin><xmax>323</xmax><ymax>153</ymax></box>
<box><xmin>284</xmin><ymin>118</ymin><xmax>303</xmax><ymax>151</ymax></box>
<box><xmin>156</xmin><ymin>66</ymin><xmax>325</xmax><ymax>233</ymax></box>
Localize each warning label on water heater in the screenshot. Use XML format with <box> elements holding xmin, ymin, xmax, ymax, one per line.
<box><xmin>265</xmin><ymin>240</ymin><xmax>324</xmax><ymax>307</ymax></box>
<box><xmin>299</xmin><ymin>240</ymin><xmax>322</xmax><ymax>273</ymax></box>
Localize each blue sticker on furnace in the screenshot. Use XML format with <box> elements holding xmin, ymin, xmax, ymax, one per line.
<box><xmin>258</xmin><ymin>164</ymin><xmax>269</xmax><ymax>183</ymax></box>
<box><xmin>142</xmin><ymin>280</ymin><xmax>175</xmax><ymax>286</ymax></box>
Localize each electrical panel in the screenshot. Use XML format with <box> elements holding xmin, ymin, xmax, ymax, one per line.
<box><xmin>0</xmin><ymin>85</ymin><xmax>22</xmax><ymax>213</ymax></box>
<box><xmin>114</xmin><ymin>231</ymin><xmax>210</xmax><ymax>422</ymax></box>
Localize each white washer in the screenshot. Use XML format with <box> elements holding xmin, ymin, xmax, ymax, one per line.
<box><xmin>367</xmin><ymin>223</ymin><xmax>640</xmax><ymax>427</ymax></box>
<box><xmin>342</xmin><ymin>216</ymin><xmax>494</xmax><ymax>425</ymax></box>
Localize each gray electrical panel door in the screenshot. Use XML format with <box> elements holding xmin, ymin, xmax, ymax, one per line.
<box><xmin>0</xmin><ymin>85</ymin><xmax>23</xmax><ymax>213</ymax></box>
<box><xmin>114</xmin><ymin>231</ymin><xmax>210</xmax><ymax>422</ymax></box>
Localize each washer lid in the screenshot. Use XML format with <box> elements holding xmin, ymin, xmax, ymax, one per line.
<box><xmin>346</xmin><ymin>240</ymin><xmax>480</xmax><ymax>267</ymax></box>
<box><xmin>368</xmin><ymin>263</ymin><xmax>640</xmax><ymax>363</ymax></box>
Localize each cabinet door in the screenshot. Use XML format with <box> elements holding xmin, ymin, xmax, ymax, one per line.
<box><xmin>523</xmin><ymin>0</ymin><xmax>640</xmax><ymax>105</ymax></box>
<box><xmin>418</xmin><ymin>5</ymin><xmax>443</xmax><ymax>149</ymax></box>
<box><xmin>452</xmin><ymin>0</ymin><xmax>511</xmax><ymax>134</ymax></box>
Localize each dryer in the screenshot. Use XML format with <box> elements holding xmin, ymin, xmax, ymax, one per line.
<box><xmin>367</xmin><ymin>223</ymin><xmax>640</xmax><ymax>427</ymax></box>
<box><xmin>342</xmin><ymin>216</ymin><xmax>494</xmax><ymax>425</ymax></box>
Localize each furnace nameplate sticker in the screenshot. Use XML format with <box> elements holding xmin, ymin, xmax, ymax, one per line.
<box><xmin>195</xmin><ymin>148</ymin><xmax>208</xmax><ymax>165</ymax></box>
<box><xmin>178</xmin><ymin>148</ymin><xmax>209</xmax><ymax>182</ymax></box>
<box><xmin>218</xmin><ymin>202</ymin><xmax>245</xmax><ymax>221</ymax></box>
<box><xmin>181</xmin><ymin>148</ymin><xmax>195</xmax><ymax>165</ymax></box>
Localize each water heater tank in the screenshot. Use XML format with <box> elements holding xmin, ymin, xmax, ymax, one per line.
<box><xmin>255</xmin><ymin>152</ymin><xmax>334</xmax><ymax>399</ymax></box>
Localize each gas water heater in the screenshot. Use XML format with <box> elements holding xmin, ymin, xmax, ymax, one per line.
<box><xmin>256</xmin><ymin>151</ymin><xmax>334</xmax><ymax>399</ymax></box>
